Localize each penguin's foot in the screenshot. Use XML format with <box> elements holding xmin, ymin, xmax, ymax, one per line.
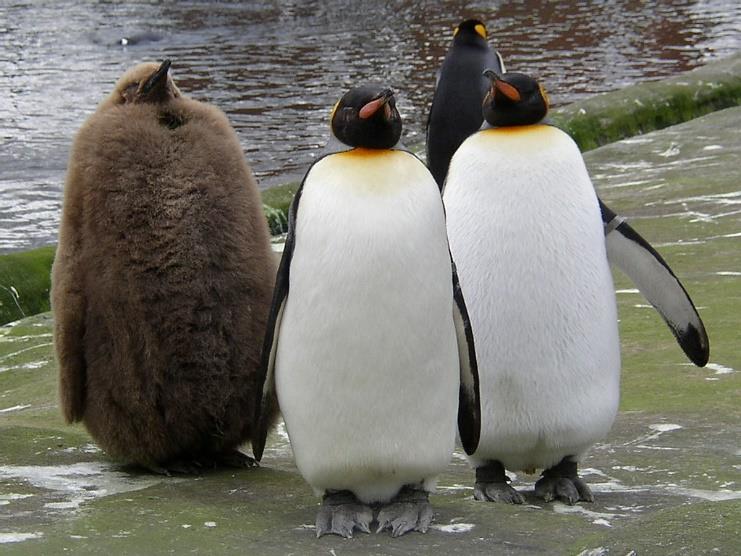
<box><xmin>375</xmin><ymin>485</ymin><xmax>434</xmax><ymax>538</ymax></box>
<box><xmin>142</xmin><ymin>464</ymin><xmax>175</xmax><ymax>476</ymax></box>
<box><xmin>315</xmin><ymin>490</ymin><xmax>373</xmax><ymax>539</ymax></box>
<box><xmin>213</xmin><ymin>449</ymin><xmax>258</xmax><ymax>469</ymax></box>
<box><xmin>473</xmin><ymin>460</ymin><xmax>525</xmax><ymax>504</ymax></box>
<box><xmin>143</xmin><ymin>460</ymin><xmax>202</xmax><ymax>476</ymax></box>
<box><xmin>534</xmin><ymin>457</ymin><xmax>594</xmax><ymax>505</ymax></box>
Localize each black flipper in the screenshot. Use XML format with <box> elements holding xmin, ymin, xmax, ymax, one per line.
<box><xmin>599</xmin><ymin>198</ymin><xmax>709</xmax><ymax>367</ymax></box>
<box><xmin>252</xmin><ymin>180</ymin><xmax>306</xmax><ymax>461</ymax></box>
<box><xmin>451</xmin><ymin>258</ymin><xmax>481</xmax><ymax>455</ymax></box>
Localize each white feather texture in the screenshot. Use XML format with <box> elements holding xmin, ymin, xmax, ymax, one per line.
<box><xmin>443</xmin><ymin>126</ymin><xmax>621</xmax><ymax>472</ymax></box>
<box><xmin>276</xmin><ymin>149</ymin><xmax>459</xmax><ymax>504</ymax></box>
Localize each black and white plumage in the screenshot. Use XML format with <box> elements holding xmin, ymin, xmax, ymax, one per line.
<box><xmin>426</xmin><ymin>19</ymin><xmax>505</xmax><ymax>188</ymax></box>
<box><xmin>254</xmin><ymin>85</ymin><xmax>480</xmax><ymax>538</ymax></box>
<box><xmin>444</xmin><ymin>70</ymin><xmax>708</xmax><ymax>505</ymax></box>
<box><xmin>600</xmin><ymin>200</ymin><xmax>709</xmax><ymax>366</ymax></box>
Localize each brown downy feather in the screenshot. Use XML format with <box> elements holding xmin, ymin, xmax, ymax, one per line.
<box><xmin>51</xmin><ymin>61</ymin><xmax>278</xmax><ymax>467</ymax></box>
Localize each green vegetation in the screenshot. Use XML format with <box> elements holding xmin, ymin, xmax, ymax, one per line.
<box><xmin>551</xmin><ymin>53</ymin><xmax>741</xmax><ymax>150</ymax></box>
<box><xmin>0</xmin><ymin>246</ymin><xmax>55</xmax><ymax>325</ymax></box>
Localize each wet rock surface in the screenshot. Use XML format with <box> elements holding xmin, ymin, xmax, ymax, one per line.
<box><xmin>551</xmin><ymin>53</ymin><xmax>741</xmax><ymax>151</ymax></box>
<box><xmin>1</xmin><ymin>109</ymin><xmax>740</xmax><ymax>553</ymax></box>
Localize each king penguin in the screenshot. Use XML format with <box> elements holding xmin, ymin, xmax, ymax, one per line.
<box><xmin>426</xmin><ymin>19</ymin><xmax>505</xmax><ymax>188</ymax></box>
<box><xmin>252</xmin><ymin>85</ymin><xmax>480</xmax><ymax>537</ymax></box>
<box><xmin>443</xmin><ymin>70</ymin><xmax>709</xmax><ymax>505</ymax></box>
<box><xmin>51</xmin><ymin>60</ymin><xmax>277</xmax><ymax>473</ymax></box>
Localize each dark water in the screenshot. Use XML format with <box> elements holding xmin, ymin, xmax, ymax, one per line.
<box><xmin>1</xmin><ymin>0</ymin><xmax>740</xmax><ymax>252</ymax></box>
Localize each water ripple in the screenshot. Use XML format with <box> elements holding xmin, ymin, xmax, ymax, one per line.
<box><xmin>1</xmin><ymin>0</ymin><xmax>740</xmax><ymax>252</ymax></box>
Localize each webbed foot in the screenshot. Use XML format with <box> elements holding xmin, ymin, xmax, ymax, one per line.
<box><xmin>473</xmin><ymin>460</ymin><xmax>525</xmax><ymax>504</ymax></box>
<box><xmin>143</xmin><ymin>449</ymin><xmax>257</xmax><ymax>476</ymax></box>
<box><xmin>375</xmin><ymin>485</ymin><xmax>434</xmax><ymax>537</ymax></box>
<box><xmin>534</xmin><ymin>457</ymin><xmax>594</xmax><ymax>505</ymax></box>
<box><xmin>214</xmin><ymin>449</ymin><xmax>258</xmax><ymax>469</ymax></box>
<box><xmin>143</xmin><ymin>460</ymin><xmax>202</xmax><ymax>476</ymax></box>
<box><xmin>315</xmin><ymin>490</ymin><xmax>373</xmax><ymax>538</ymax></box>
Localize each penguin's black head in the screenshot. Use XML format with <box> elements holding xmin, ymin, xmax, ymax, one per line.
<box><xmin>109</xmin><ymin>60</ymin><xmax>181</xmax><ymax>106</ymax></box>
<box><xmin>452</xmin><ymin>19</ymin><xmax>488</xmax><ymax>46</ymax></box>
<box><xmin>330</xmin><ymin>86</ymin><xmax>402</xmax><ymax>149</ymax></box>
<box><xmin>481</xmin><ymin>70</ymin><xmax>549</xmax><ymax>127</ymax></box>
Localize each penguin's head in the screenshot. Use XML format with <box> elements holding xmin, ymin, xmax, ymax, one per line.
<box><xmin>107</xmin><ymin>60</ymin><xmax>181</xmax><ymax>107</ymax></box>
<box><xmin>481</xmin><ymin>70</ymin><xmax>549</xmax><ymax>127</ymax></box>
<box><xmin>452</xmin><ymin>19</ymin><xmax>488</xmax><ymax>46</ymax></box>
<box><xmin>330</xmin><ymin>86</ymin><xmax>402</xmax><ymax>149</ymax></box>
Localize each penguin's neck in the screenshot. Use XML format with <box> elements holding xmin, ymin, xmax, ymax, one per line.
<box><xmin>480</xmin><ymin>124</ymin><xmax>550</xmax><ymax>134</ymax></box>
<box><xmin>344</xmin><ymin>147</ymin><xmax>395</xmax><ymax>157</ymax></box>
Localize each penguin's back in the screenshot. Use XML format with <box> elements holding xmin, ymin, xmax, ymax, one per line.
<box><xmin>276</xmin><ymin>149</ymin><xmax>459</xmax><ymax>503</ymax></box>
<box><xmin>444</xmin><ymin>125</ymin><xmax>621</xmax><ymax>471</ymax></box>
<box><xmin>69</xmin><ymin>98</ymin><xmax>275</xmax><ymax>464</ymax></box>
<box><xmin>427</xmin><ymin>43</ymin><xmax>499</xmax><ymax>185</ymax></box>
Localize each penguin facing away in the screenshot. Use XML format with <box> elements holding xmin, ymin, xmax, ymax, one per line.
<box><xmin>426</xmin><ymin>19</ymin><xmax>505</xmax><ymax>189</ymax></box>
<box><xmin>52</xmin><ymin>60</ymin><xmax>277</xmax><ymax>473</ymax></box>
<box><xmin>253</xmin><ymin>85</ymin><xmax>480</xmax><ymax>537</ymax></box>
<box><xmin>443</xmin><ymin>70</ymin><xmax>708</xmax><ymax>505</ymax></box>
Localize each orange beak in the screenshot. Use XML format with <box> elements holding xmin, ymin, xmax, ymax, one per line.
<box><xmin>494</xmin><ymin>78</ymin><xmax>520</xmax><ymax>102</ymax></box>
<box><xmin>358</xmin><ymin>89</ymin><xmax>394</xmax><ymax>119</ymax></box>
<box><xmin>483</xmin><ymin>69</ymin><xmax>521</xmax><ymax>102</ymax></box>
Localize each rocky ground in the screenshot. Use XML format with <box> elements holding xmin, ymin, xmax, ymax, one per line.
<box><xmin>1</xmin><ymin>91</ymin><xmax>740</xmax><ymax>555</ymax></box>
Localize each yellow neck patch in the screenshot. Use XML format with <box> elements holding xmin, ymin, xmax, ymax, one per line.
<box><xmin>335</xmin><ymin>147</ymin><xmax>396</xmax><ymax>159</ymax></box>
<box><xmin>481</xmin><ymin>124</ymin><xmax>552</xmax><ymax>135</ymax></box>
<box><xmin>471</xmin><ymin>125</ymin><xmax>562</xmax><ymax>155</ymax></box>
<box><xmin>315</xmin><ymin>149</ymin><xmax>426</xmax><ymax>194</ymax></box>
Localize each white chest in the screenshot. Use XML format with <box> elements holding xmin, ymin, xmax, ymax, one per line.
<box><xmin>443</xmin><ymin>126</ymin><xmax>621</xmax><ymax>469</ymax></box>
<box><xmin>276</xmin><ymin>149</ymin><xmax>461</xmax><ymax>500</ymax></box>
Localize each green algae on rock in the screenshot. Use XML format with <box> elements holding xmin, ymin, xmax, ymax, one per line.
<box><xmin>551</xmin><ymin>53</ymin><xmax>741</xmax><ymax>152</ymax></box>
<box><xmin>262</xmin><ymin>204</ymin><xmax>289</xmax><ymax>236</ymax></box>
<box><xmin>0</xmin><ymin>247</ymin><xmax>55</xmax><ymax>326</ymax></box>
<box><xmin>261</xmin><ymin>182</ymin><xmax>300</xmax><ymax>230</ymax></box>
<box><xmin>1</xmin><ymin>310</ymin><xmax>738</xmax><ymax>554</ymax></box>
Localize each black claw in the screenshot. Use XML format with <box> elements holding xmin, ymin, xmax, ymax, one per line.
<box><xmin>315</xmin><ymin>490</ymin><xmax>373</xmax><ymax>539</ymax></box>
<box><xmin>573</xmin><ymin>478</ymin><xmax>595</xmax><ymax>503</ymax></box>
<box><xmin>535</xmin><ymin>457</ymin><xmax>593</xmax><ymax>504</ymax></box>
<box><xmin>376</xmin><ymin>486</ymin><xmax>433</xmax><ymax>537</ymax></box>
<box><xmin>555</xmin><ymin>477</ymin><xmax>579</xmax><ymax>505</ymax></box>
<box><xmin>474</xmin><ymin>460</ymin><xmax>524</xmax><ymax>503</ymax></box>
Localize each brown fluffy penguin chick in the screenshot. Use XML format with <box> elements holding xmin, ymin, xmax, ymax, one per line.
<box><xmin>51</xmin><ymin>60</ymin><xmax>277</xmax><ymax>474</ymax></box>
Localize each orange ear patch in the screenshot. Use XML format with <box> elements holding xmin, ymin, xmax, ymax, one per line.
<box><xmin>495</xmin><ymin>80</ymin><xmax>521</xmax><ymax>102</ymax></box>
<box><xmin>329</xmin><ymin>100</ymin><xmax>340</xmax><ymax>123</ymax></box>
<box><xmin>539</xmin><ymin>83</ymin><xmax>550</xmax><ymax>109</ymax></box>
<box><xmin>474</xmin><ymin>23</ymin><xmax>487</xmax><ymax>39</ymax></box>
